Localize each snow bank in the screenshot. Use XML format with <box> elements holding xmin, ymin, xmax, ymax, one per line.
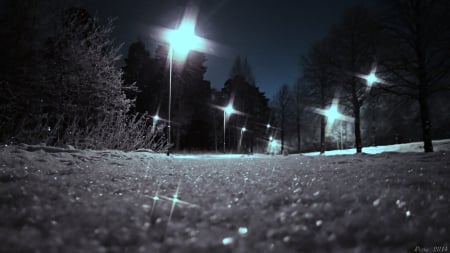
<box><xmin>303</xmin><ymin>139</ymin><xmax>450</xmax><ymax>156</ymax></box>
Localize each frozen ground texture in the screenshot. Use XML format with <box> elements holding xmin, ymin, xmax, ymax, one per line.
<box><xmin>0</xmin><ymin>142</ymin><xmax>449</xmax><ymax>253</ymax></box>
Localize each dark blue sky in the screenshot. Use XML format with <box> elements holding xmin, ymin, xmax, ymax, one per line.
<box><xmin>80</xmin><ymin>0</ymin><xmax>375</xmax><ymax>98</ymax></box>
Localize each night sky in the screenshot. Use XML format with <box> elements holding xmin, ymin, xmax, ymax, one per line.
<box><xmin>80</xmin><ymin>0</ymin><xmax>376</xmax><ymax>98</ymax></box>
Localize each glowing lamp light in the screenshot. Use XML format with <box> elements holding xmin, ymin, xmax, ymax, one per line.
<box><xmin>357</xmin><ymin>67</ymin><xmax>383</xmax><ymax>87</ymax></box>
<box><xmin>166</xmin><ymin>19</ymin><xmax>204</xmax><ymax>60</ymax></box>
<box><xmin>241</xmin><ymin>127</ymin><xmax>247</xmax><ymax>132</ymax></box>
<box><xmin>324</xmin><ymin>102</ymin><xmax>341</xmax><ymax>126</ymax></box>
<box><xmin>313</xmin><ymin>99</ymin><xmax>355</xmax><ymax>138</ymax></box>
<box><xmin>153</xmin><ymin>115</ymin><xmax>160</xmax><ymax>122</ymax></box>
<box><xmin>266</xmin><ymin>124</ymin><xmax>271</xmax><ymax>128</ymax></box>
<box><xmin>224</xmin><ymin>104</ymin><xmax>235</xmax><ymax>115</ymax></box>
<box><xmin>365</xmin><ymin>72</ymin><xmax>378</xmax><ymax>86</ymax></box>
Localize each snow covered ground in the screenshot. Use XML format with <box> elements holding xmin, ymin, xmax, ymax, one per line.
<box><xmin>0</xmin><ymin>141</ymin><xmax>449</xmax><ymax>252</ymax></box>
<box><xmin>304</xmin><ymin>139</ymin><xmax>450</xmax><ymax>156</ymax></box>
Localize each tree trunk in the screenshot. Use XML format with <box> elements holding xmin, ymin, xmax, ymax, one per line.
<box><xmin>320</xmin><ymin>83</ymin><xmax>326</xmax><ymax>154</ymax></box>
<box><xmin>296</xmin><ymin>112</ymin><xmax>301</xmax><ymax>153</ymax></box>
<box><xmin>320</xmin><ymin>117</ymin><xmax>325</xmax><ymax>154</ymax></box>
<box><xmin>351</xmin><ymin>74</ymin><xmax>362</xmax><ymax>153</ymax></box>
<box><xmin>419</xmin><ymin>92</ymin><xmax>433</xmax><ymax>152</ymax></box>
<box><xmin>354</xmin><ymin>105</ymin><xmax>362</xmax><ymax>153</ymax></box>
<box><xmin>281</xmin><ymin>115</ymin><xmax>285</xmax><ymax>154</ymax></box>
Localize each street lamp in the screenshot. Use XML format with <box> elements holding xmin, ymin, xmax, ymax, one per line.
<box><xmin>223</xmin><ymin>104</ymin><xmax>235</xmax><ymax>153</ymax></box>
<box><xmin>313</xmin><ymin>99</ymin><xmax>354</xmax><ymax>150</ymax></box>
<box><xmin>238</xmin><ymin>127</ymin><xmax>247</xmax><ymax>152</ymax></box>
<box><xmin>357</xmin><ymin>67</ymin><xmax>383</xmax><ymax>87</ymax></box>
<box><xmin>151</xmin><ymin>114</ymin><xmax>160</xmax><ymax>134</ymax></box>
<box><xmin>164</xmin><ymin>11</ymin><xmax>205</xmax><ymax>155</ymax></box>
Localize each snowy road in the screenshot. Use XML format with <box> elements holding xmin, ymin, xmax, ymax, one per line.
<box><xmin>1</xmin><ymin>144</ymin><xmax>449</xmax><ymax>253</ymax></box>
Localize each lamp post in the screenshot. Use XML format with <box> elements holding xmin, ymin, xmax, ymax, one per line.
<box><xmin>165</xmin><ymin>15</ymin><xmax>204</xmax><ymax>155</ymax></box>
<box><xmin>223</xmin><ymin>104</ymin><xmax>235</xmax><ymax>153</ymax></box>
<box><xmin>239</xmin><ymin>127</ymin><xmax>246</xmax><ymax>152</ymax></box>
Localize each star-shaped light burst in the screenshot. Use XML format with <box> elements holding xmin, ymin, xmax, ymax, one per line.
<box><xmin>159</xmin><ymin>180</ymin><xmax>198</xmax><ymax>224</ymax></box>
<box><xmin>314</xmin><ymin>99</ymin><xmax>354</xmax><ymax>135</ymax></box>
<box><xmin>224</xmin><ymin>104</ymin><xmax>235</xmax><ymax>116</ymax></box>
<box><xmin>357</xmin><ymin>67</ymin><xmax>384</xmax><ymax>88</ymax></box>
<box><xmin>166</xmin><ymin>17</ymin><xmax>204</xmax><ymax>61</ymax></box>
<box><xmin>149</xmin><ymin>182</ymin><xmax>161</xmax><ymax>219</ymax></box>
<box><xmin>151</xmin><ymin>114</ymin><xmax>163</xmax><ymax>133</ymax></box>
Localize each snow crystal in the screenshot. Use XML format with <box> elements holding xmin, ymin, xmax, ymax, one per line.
<box><xmin>222</xmin><ymin>237</ymin><xmax>234</xmax><ymax>245</ymax></box>
<box><xmin>238</xmin><ymin>227</ymin><xmax>248</xmax><ymax>235</ymax></box>
<box><xmin>396</xmin><ymin>200</ymin><xmax>406</xmax><ymax>208</ymax></box>
<box><xmin>373</xmin><ymin>198</ymin><xmax>381</xmax><ymax>207</ymax></box>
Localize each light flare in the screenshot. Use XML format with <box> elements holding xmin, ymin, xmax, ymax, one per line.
<box><xmin>150</xmin><ymin>182</ymin><xmax>161</xmax><ymax>219</ymax></box>
<box><xmin>224</xmin><ymin>104</ymin><xmax>235</xmax><ymax>115</ymax></box>
<box><xmin>164</xmin><ymin>3</ymin><xmax>204</xmax><ymax>61</ymax></box>
<box><xmin>314</xmin><ymin>99</ymin><xmax>354</xmax><ymax>135</ymax></box>
<box><xmin>357</xmin><ymin>67</ymin><xmax>385</xmax><ymax>87</ymax></box>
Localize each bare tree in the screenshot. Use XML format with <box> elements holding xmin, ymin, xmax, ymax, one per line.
<box><xmin>302</xmin><ymin>39</ymin><xmax>335</xmax><ymax>154</ymax></box>
<box><xmin>273</xmin><ymin>84</ymin><xmax>292</xmax><ymax>154</ymax></box>
<box><xmin>378</xmin><ymin>0</ymin><xmax>450</xmax><ymax>152</ymax></box>
<box><xmin>325</xmin><ymin>6</ymin><xmax>380</xmax><ymax>153</ymax></box>
<box><xmin>292</xmin><ymin>80</ymin><xmax>304</xmax><ymax>153</ymax></box>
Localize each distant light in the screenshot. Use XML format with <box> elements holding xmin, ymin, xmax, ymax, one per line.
<box><xmin>153</xmin><ymin>115</ymin><xmax>160</xmax><ymax>121</ymax></box>
<box><xmin>267</xmin><ymin>138</ymin><xmax>280</xmax><ymax>154</ymax></box>
<box><xmin>365</xmin><ymin>72</ymin><xmax>378</xmax><ymax>86</ymax></box>
<box><xmin>224</xmin><ymin>104</ymin><xmax>235</xmax><ymax>115</ymax></box>
<box><xmin>266</xmin><ymin>124</ymin><xmax>271</xmax><ymax>128</ymax></box>
<box><xmin>325</xmin><ymin>101</ymin><xmax>341</xmax><ymax>126</ymax></box>
<box><xmin>241</xmin><ymin>127</ymin><xmax>247</xmax><ymax>132</ymax></box>
<box><xmin>357</xmin><ymin>67</ymin><xmax>383</xmax><ymax>87</ymax></box>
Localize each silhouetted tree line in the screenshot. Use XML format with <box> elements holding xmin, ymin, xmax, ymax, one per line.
<box><xmin>122</xmin><ymin>41</ymin><xmax>271</xmax><ymax>151</ymax></box>
<box><xmin>271</xmin><ymin>0</ymin><xmax>450</xmax><ymax>154</ymax></box>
